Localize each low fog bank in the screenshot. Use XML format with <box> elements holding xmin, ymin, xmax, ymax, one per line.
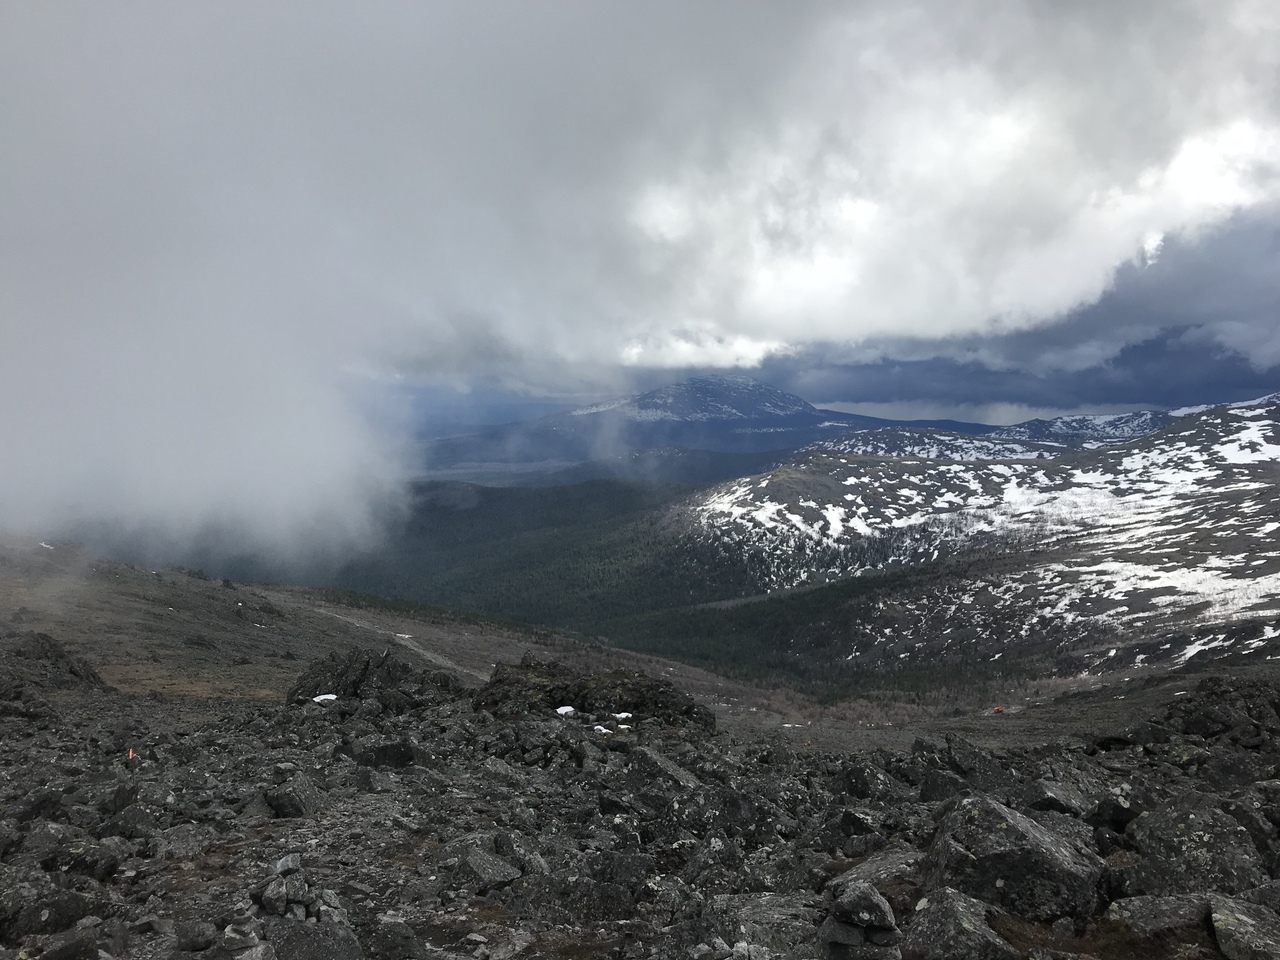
<box><xmin>57</xmin><ymin>517</ymin><xmax>379</xmax><ymax>587</ymax></box>
<box><xmin>0</xmin><ymin>333</ymin><xmax>413</xmax><ymax>576</ymax></box>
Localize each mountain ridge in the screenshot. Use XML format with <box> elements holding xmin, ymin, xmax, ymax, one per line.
<box><xmin>568</xmin><ymin>375</ymin><xmax>818</xmax><ymax>421</ymax></box>
<box><xmin>332</xmin><ymin>387</ymin><xmax>1280</xmax><ymax>697</ymax></box>
<box><xmin>686</xmin><ymin>392</ymin><xmax>1280</xmax><ymax>679</ymax></box>
<box><xmin>418</xmin><ymin>374</ymin><xmax>1190</xmax><ymax>483</ymax></box>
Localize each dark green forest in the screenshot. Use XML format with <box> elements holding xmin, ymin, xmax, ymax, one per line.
<box><xmin>332</xmin><ymin>479</ymin><xmax>758</xmax><ymax>629</ymax></box>
<box><xmin>328</xmin><ymin>478</ymin><xmax>1078</xmax><ymax>701</ymax></box>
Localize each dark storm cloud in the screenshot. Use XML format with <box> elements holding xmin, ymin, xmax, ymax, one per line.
<box><xmin>759</xmin><ymin>210</ymin><xmax>1280</xmax><ymax>419</ymax></box>
<box><xmin>2</xmin><ymin>2</ymin><xmax>1280</xmax><ymax>544</ymax></box>
<box><xmin>773</xmin><ymin>332</ymin><xmax>1277</xmax><ymax>420</ymax></box>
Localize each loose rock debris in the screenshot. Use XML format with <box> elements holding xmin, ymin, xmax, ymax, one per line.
<box><xmin>3</xmin><ymin>636</ymin><xmax>1280</xmax><ymax>958</ymax></box>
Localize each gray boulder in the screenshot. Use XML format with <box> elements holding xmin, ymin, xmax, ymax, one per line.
<box><xmin>818</xmin><ymin>916</ymin><xmax>865</xmax><ymax>946</ymax></box>
<box><xmin>455</xmin><ymin>847</ymin><xmax>521</xmax><ymax>893</ymax></box>
<box><xmin>1127</xmin><ymin>795</ymin><xmax>1268</xmax><ymax>896</ymax></box>
<box><xmin>1211</xmin><ymin>896</ymin><xmax>1280</xmax><ymax>960</ymax></box>
<box><xmin>830</xmin><ymin>879</ymin><xmax>896</xmax><ymax>929</ymax></box>
<box><xmin>921</xmin><ymin>795</ymin><xmax>1102</xmax><ymax>921</ymax></box>
<box><xmin>1025</xmin><ymin>779</ymin><xmax>1087</xmax><ymax>817</ymax></box>
<box><xmin>0</xmin><ymin>865</ymin><xmax>89</xmax><ymax>939</ymax></box>
<box><xmin>1104</xmin><ymin>894</ymin><xmax>1210</xmax><ymax>938</ymax></box>
<box><xmin>825</xmin><ymin>847</ymin><xmax>922</xmax><ymax>920</ymax></box>
<box><xmin>900</xmin><ymin>887</ymin><xmax>1019</xmax><ymax>960</ymax></box>
<box><xmin>919</xmin><ymin>768</ymin><xmax>966</xmax><ymax>803</ymax></box>
<box><xmin>263</xmin><ymin>918</ymin><xmax>364</xmax><ymax>960</ymax></box>
<box><xmin>944</xmin><ymin>736</ymin><xmax>1021</xmax><ymax>800</ymax></box>
<box><xmin>265</xmin><ymin>775</ymin><xmax>324</xmax><ymax>819</ymax></box>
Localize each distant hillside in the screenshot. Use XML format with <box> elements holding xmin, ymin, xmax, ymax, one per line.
<box><xmin>683</xmin><ymin>395</ymin><xmax>1280</xmax><ymax>681</ymax></box>
<box><xmin>989</xmin><ymin>409</ymin><xmax>1177</xmax><ymax>447</ymax></box>
<box><xmin>806</xmin><ymin>426</ymin><xmax>1059</xmax><ymax>461</ymax></box>
<box><xmin>332</xmin><ymin>479</ymin><xmax>758</xmax><ymax>629</ymax></box>
<box><xmin>417</xmin><ymin>374</ymin><xmax>1183</xmax><ymax>484</ymax></box>
<box><xmin>694</xmin><ymin>396</ymin><xmax>1280</xmax><ymax>617</ymax></box>
<box><xmin>569</xmin><ymin>375</ymin><xmax>818</xmax><ymax>420</ymax></box>
<box><xmin>418</xmin><ymin>374</ymin><xmax>996</xmax><ymax>483</ymax></box>
<box><xmin>335</xmin><ymin>393</ymin><xmax>1280</xmax><ymax>697</ymax></box>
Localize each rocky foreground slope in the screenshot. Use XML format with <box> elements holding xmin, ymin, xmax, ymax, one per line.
<box><xmin>4</xmin><ymin>632</ymin><xmax>1280</xmax><ymax>959</ymax></box>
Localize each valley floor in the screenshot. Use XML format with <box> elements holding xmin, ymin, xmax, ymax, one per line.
<box><xmin>0</xmin><ymin>539</ymin><xmax>1256</xmax><ymax>754</ymax></box>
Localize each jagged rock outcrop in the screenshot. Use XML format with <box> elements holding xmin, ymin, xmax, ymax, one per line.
<box><xmin>472</xmin><ymin>653</ymin><xmax>716</xmax><ymax>731</ymax></box>
<box><xmin>5</xmin><ymin>631</ymin><xmax>108</xmax><ymax>690</ymax></box>
<box><xmin>0</xmin><ymin>631</ymin><xmax>107</xmax><ymax>721</ymax></box>
<box><xmin>285</xmin><ymin>646</ymin><xmax>461</xmax><ymax>713</ymax></box>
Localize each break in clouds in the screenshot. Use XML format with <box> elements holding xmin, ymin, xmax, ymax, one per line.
<box><xmin>2</xmin><ymin>1</ymin><xmax>1279</xmax><ymax>552</ymax></box>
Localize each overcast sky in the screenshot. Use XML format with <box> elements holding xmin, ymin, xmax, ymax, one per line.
<box><xmin>3</xmin><ymin>2</ymin><xmax>1280</xmax><ymax>549</ymax></box>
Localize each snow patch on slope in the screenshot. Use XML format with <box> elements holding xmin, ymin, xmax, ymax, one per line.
<box><xmin>695</xmin><ymin>401</ymin><xmax>1280</xmax><ymax>635</ymax></box>
<box><xmin>808</xmin><ymin>428</ymin><xmax>1056</xmax><ymax>461</ymax></box>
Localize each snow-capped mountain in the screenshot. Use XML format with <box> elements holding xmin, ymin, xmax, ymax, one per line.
<box><xmin>1170</xmin><ymin>391</ymin><xmax>1280</xmax><ymax>417</ymax></box>
<box><xmin>988</xmin><ymin>409</ymin><xmax>1177</xmax><ymax>447</ymax></box>
<box><xmin>421</xmin><ymin>373</ymin><xmax>1204</xmax><ymax>486</ymax></box>
<box><xmin>420</xmin><ymin>375</ymin><xmax>983</xmax><ymax>481</ymax></box>
<box><xmin>570</xmin><ymin>375</ymin><xmax>818</xmax><ymax>421</ymax></box>
<box><xmin>692</xmin><ymin>395</ymin><xmax>1280</xmax><ymax>671</ymax></box>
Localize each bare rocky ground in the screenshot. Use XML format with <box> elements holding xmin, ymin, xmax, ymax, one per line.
<box><xmin>4</xmin><ymin>541</ymin><xmax>1280</xmax><ymax>959</ymax></box>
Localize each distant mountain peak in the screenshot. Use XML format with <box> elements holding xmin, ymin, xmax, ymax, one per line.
<box><xmin>571</xmin><ymin>375</ymin><xmax>817</xmax><ymax>422</ymax></box>
<box><xmin>990</xmin><ymin>409</ymin><xmax>1176</xmax><ymax>447</ymax></box>
<box><xmin>1170</xmin><ymin>392</ymin><xmax>1280</xmax><ymax>417</ymax></box>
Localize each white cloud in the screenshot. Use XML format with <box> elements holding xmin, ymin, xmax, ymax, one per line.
<box><xmin>627</xmin><ymin>33</ymin><xmax>1280</xmax><ymax>353</ymax></box>
<box><xmin>621</xmin><ymin>322</ymin><xmax>790</xmax><ymax>369</ymax></box>
<box><xmin>2</xmin><ymin>1</ymin><xmax>1279</xmax><ymax>546</ymax></box>
<box><xmin>1142</xmin><ymin>232</ymin><xmax>1165</xmax><ymax>266</ymax></box>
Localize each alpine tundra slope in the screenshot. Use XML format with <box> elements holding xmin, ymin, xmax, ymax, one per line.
<box><xmin>691</xmin><ymin>394</ymin><xmax>1280</xmax><ymax>677</ymax></box>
